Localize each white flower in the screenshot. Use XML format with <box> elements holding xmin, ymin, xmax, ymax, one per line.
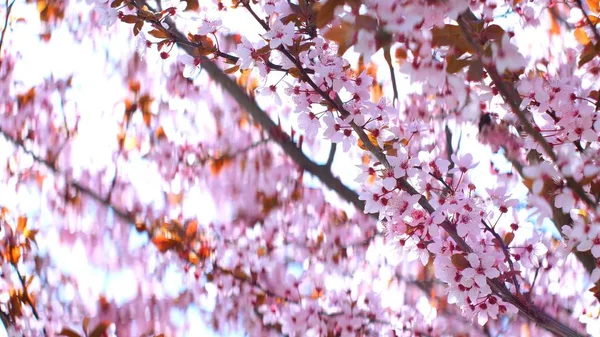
<box><xmin>94</xmin><ymin>5</ymin><xmax>118</xmax><ymax>28</ymax></box>
<box><xmin>179</xmin><ymin>54</ymin><xmax>201</xmax><ymax>79</ymax></box>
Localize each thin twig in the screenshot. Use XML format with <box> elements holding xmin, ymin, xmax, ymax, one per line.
<box><xmin>0</xmin><ymin>0</ymin><xmax>15</xmax><ymax>59</ymax></box>
<box><xmin>384</xmin><ymin>46</ymin><xmax>399</xmax><ymax>107</ymax></box>
<box><xmin>12</xmin><ymin>263</ymin><xmax>47</xmax><ymax>336</ymax></box>
<box><xmin>323</xmin><ymin>143</ymin><xmax>336</xmax><ymax>169</ymax></box>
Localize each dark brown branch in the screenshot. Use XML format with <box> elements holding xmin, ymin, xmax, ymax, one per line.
<box><xmin>150</xmin><ymin>13</ymin><xmax>370</xmax><ymax>216</ymax></box>
<box><xmin>323</xmin><ymin>143</ymin><xmax>336</xmax><ymax>169</ymax></box>
<box><xmin>384</xmin><ymin>46</ymin><xmax>399</xmax><ymax>106</ymax></box>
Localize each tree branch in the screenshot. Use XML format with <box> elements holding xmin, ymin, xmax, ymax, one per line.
<box><xmin>0</xmin><ymin>0</ymin><xmax>15</xmax><ymax>59</ymax></box>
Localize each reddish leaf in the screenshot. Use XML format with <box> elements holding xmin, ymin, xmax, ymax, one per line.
<box><xmin>110</xmin><ymin>0</ymin><xmax>124</xmax><ymax>8</ymax></box>
<box><xmin>133</xmin><ymin>21</ymin><xmax>144</xmax><ymax>36</ymax></box>
<box><xmin>355</xmin><ymin>14</ymin><xmax>378</xmax><ymax>31</ymax></box>
<box><xmin>152</xmin><ymin>235</ymin><xmax>180</xmax><ymax>253</ymax></box>
<box><xmin>575</xmin><ymin>28</ymin><xmax>590</xmax><ymax>45</ymax></box>
<box><xmin>224</xmin><ymin>65</ymin><xmax>240</xmax><ymax>74</ymax></box>
<box><xmin>16</xmin><ymin>216</ymin><xmax>27</xmax><ymax>233</ymax></box>
<box><xmin>57</xmin><ymin>328</ymin><xmax>81</xmax><ymax>337</ymax></box>
<box><xmin>587</xmin><ymin>0</ymin><xmax>600</xmax><ymax>14</ymax></box>
<box><xmin>185</xmin><ymin>219</ymin><xmax>198</xmax><ymax>239</ymax></box>
<box><xmin>89</xmin><ymin>321</ymin><xmax>112</xmax><ymax>337</ymax></box>
<box><xmin>504</xmin><ymin>232</ymin><xmax>515</xmax><ymax>246</ymax></box>
<box><xmin>466</xmin><ymin>61</ymin><xmax>485</xmax><ymax>82</ymax></box>
<box><xmin>451</xmin><ymin>254</ymin><xmax>470</xmax><ymax>270</ymax></box>
<box><xmin>481</xmin><ymin>24</ymin><xmax>504</xmax><ymax>41</ymax></box>
<box><xmin>148</xmin><ymin>29</ymin><xmax>169</xmax><ymax>39</ymax></box>
<box><xmin>579</xmin><ymin>42</ymin><xmax>600</xmax><ymax>67</ymax></box>
<box><xmin>446</xmin><ymin>56</ymin><xmax>471</xmax><ymax>74</ymax></box>
<box><xmin>315</xmin><ymin>0</ymin><xmax>344</xmax><ymax>28</ymax></box>
<box><xmin>120</xmin><ymin>15</ymin><xmax>139</xmax><ymax>24</ymax></box>
<box><xmin>82</xmin><ymin>317</ymin><xmax>90</xmax><ymax>333</ymax></box>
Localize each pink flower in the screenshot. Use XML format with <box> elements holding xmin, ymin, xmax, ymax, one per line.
<box><xmin>297</xmin><ymin>112</ymin><xmax>320</xmax><ymax>139</ymax></box>
<box><xmin>179</xmin><ymin>54</ymin><xmax>202</xmax><ymax>78</ymax></box>
<box><xmin>462</xmin><ymin>253</ymin><xmax>500</xmax><ymax>287</ymax></box>
<box><xmin>236</xmin><ymin>37</ymin><xmax>267</xmax><ymax>70</ymax></box>
<box><xmin>265</xmin><ymin>21</ymin><xmax>295</xmax><ymax>48</ymax></box>
<box><xmin>450</xmin><ymin>153</ymin><xmax>478</xmax><ymax>174</ymax></box>
<box><xmin>491</xmin><ymin>34</ymin><xmax>526</xmax><ymax>74</ymax></box>
<box><xmin>577</xmin><ymin>226</ymin><xmax>600</xmax><ymax>258</ymax></box>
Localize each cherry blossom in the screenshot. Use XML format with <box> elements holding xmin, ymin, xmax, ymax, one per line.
<box><xmin>264</xmin><ymin>21</ymin><xmax>295</xmax><ymax>49</ymax></box>
<box><xmin>0</xmin><ymin>0</ymin><xmax>599</xmax><ymax>336</ymax></box>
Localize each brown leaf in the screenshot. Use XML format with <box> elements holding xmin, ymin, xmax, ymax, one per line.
<box><xmin>579</xmin><ymin>42</ymin><xmax>600</xmax><ymax>68</ymax></box>
<box><xmin>57</xmin><ymin>328</ymin><xmax>81</xmax><ymax>337</ymax></box>
<box><xmin>324</xmin><ymin>21</ymin><xmax>356</xmax><ymax>56</ymax></box>
<box><xmin>503</xmin><ymin>232</ymin><xmax>515</xmax><ymax>246</ymax></box>
<box><xmin>446</xmin><ymin>56</ymin><xmax>471</xmax><ymax>74</ymax></box>
<box><xmin>184</xmin><ymin>0</ymin><xmax>199</xmax><ymax>11</ymax></box>
<box><xmin>185</xmin><ymin>219</ymin><xmax>198</xmax><ymax>239</ymax></box>
<box><xmin>8</xmin><ymin>246</ymin><xmax>21</xmax><ymax>264</ymax></box>
<box><xmin>128</xmin><ymin>80</ymin><xmax>141</xmax><ymax>93</ymax></box>
<box><xmin>133</xmin><ymin>21</ymin><xmax>144</xmax><ymax>36</ymax></box>
<box><xmin>590</xmin><ymin>280</ymin><xmax>600</xmax><ymax>302</ymax></box>
<box><xmin>16</xmin><ymin>216</ymin><xmax>27</xmax><ymax>233</ymax></box>
<box><xmin>224</xmin><ymin>65</ymin><xmax>240</xmax><ymax>74</ymax></box>
<box><xmin>431</xmin><ymin>24</ymin><xmax>473</xmax><ymax>56</ymax></box>
<box><xmin>82</xmin><ymin>317</ymin><xmax>90</xmax><ymax>333</ymax></box>
<box><xmin>152</xmin><ymin>235</ymin><xmax>180</xmax><ymax>253</ymax></box>
<box><xmin>120</xmin><ymin>14</ymin><xmax>139</xmax><ymax>24</ymax></box>
<box><xmin>315</xmin><ymin>0</ymin><xmax>344</xmax><ymax>28</ymax></box>
<box><xmin>355</xmin><ymin>14</ymin><xmax>378</xmax><ymax>31</ymax></box>
<box><xmin>17</xmin><ymin>88</ymin><xmax>36</xmax><ymax>109</ymax></box>
<box><xmin>148</xmin><ymin>29</ymin><xmax>169</xmax><ymax>39</ymax></box>
<box><xmin>451</xmin><ymin>254</ymin><xmax>469</xmax><ymax>270</ymax></box>
<box><xmin>138</xmin><ymin>94</ymin><xmax>153</xmax><ymax>115</ymax></box>
<box><xmin>89</xmin><ymin>321</ymin><xmax>112</xmax><ymax>337</ymax></box>
<box><xmin>587</xmin><ymin>0</ymin><xmax>600</xmax><ymax>14</ymax></box>
<box><xmin>575</xmin><ymin>28</ymin><xmax>590</xmax><ymax>45</ymax></box>
<box><xmin>209</xmin><ymin>157</ymin><xmax>232</xmax><ymax>176</ymax></box>
<box><xmin>288</xmin><ymin>68</ymin><xmax>303</xmax><ymax>79</ymax></box>
<box><xmin>481</xmin><ymin>24</ymin><xmax>504</xmax><ymax>41</ymax></box>
<box><xmin>155</xmin><ymin>126</ymin><xmax>167</xmax><ymax>140</ymax></box>
<box><xmin>466</xmin><ymin>61</ymin><xmax>485</xmax><ymax>82</ymax></box>
<box><xmin>110</xmin><ymin>0</ymin><xmax>124</xmax><ymax>8</ymax></box>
